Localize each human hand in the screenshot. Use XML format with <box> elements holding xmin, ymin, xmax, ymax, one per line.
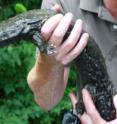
<box><xmin>69</xmin><ymin>89</ymin><xmax>117</xmax><ymax>124</ymax></box>
<box><xmin>41</xmin><ymin>4</ymin><xmax>89</xmax><ymax>66</ymax></box>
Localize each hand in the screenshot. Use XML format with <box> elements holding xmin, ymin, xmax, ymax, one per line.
<box><xmin>69</xmin><ymin>89</ymin><xmax>117</xmax><ymax>124</ymax></box>
<box><xmin>41</xmin><ymin>5</ymin><xmax>89</xmax><ymax>66</ymax></box>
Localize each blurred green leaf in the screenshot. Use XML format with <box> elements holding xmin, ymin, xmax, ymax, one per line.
<box><xmin>15</xmin><ymin>3</ymin><xmax>27</xmax><ymax>13</ymax></box>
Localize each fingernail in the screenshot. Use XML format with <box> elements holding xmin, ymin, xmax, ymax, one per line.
<box><xmin>84</xmin><ymin>33</ymin><xmax>89</xmax><ymax>39</ymax></box>
<box><xmin>65</xmin><ymin>12</ymin><xmax>73</xmax><ymax>18</ymax></box>
<box><xmin>82</xmin><ymin>89</ymin><xmax>90</xmax><ymax>97</ymax></box>
<box><xmin>82</xmin><ymin>88</ymin><xmax>87</xmax><ymax>94</ymax></box>
<box><xmin>76</xmin><ymin>19</ymin><xmax>83</xmax><ymax>25</ymax></box>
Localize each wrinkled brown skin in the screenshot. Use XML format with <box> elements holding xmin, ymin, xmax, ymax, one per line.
<box><xmin>27</xmin><ymin>53</ymin><xmax>65</xmax><ymax>110</ymax></box>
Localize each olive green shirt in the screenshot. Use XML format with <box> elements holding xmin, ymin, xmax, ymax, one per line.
<box><xmin>41</xmin><ymin>0</ymin><xmax>117</xmax><ymax>91</ymax></box>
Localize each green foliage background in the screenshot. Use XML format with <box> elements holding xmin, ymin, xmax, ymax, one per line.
<box><xmin>0</xmin><ymin>0</ymin><xmax>76</xmax><ymax>124</ymax></box>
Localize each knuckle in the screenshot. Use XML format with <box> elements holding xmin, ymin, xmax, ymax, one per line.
<box><xmin>66</xmin><ymin>42</ymin><xmax>74</xmax><ymax>48</ymax></box>
<box><xmin>52</xmin><ymin>32</ymin><xmax>62</xmax><ymax>41</ymax></box>
<box><xmin>55</xmin><ymin>55</ymin><xmax>61</xmax><ymax>63</ymax></box>
<box><xmin>87</xmin><ymin>108</ymin><xmax>95</xmax><ymax>117</ymax></box>
<box><xmin>73</xmin><ymin>51</ymin><xmax>79</xmax><ymax>58</ymax></box>
<box><xmin>87</xmin><ymin>109</ymin><xmax>94</xmax><ymax>117</ymax></box>
<box><xmin>41</xmin><ymin>28</ymin><xmax>50</xmax><ymax>38</ymax></box>
<box><xmin>61</xmin><ymin>60</ymin><xmax>67</xmax><ymax>66</ymax></box>
<box><xmin>56</xmin><ymin>56</ymin><xmax>67</xmax><ymax>65</ymax></box>
<box><xmin>61</xmin><ymin>57</ymin><xmax>70</xmax><ymax>66</ymax></box>
<box><xmin>73</xmin><ymin>35</ymin><xmax>80</xmax><ymax>41</ymax></box>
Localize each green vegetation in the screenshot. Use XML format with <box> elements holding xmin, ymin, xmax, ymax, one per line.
<box><xmin>0</xmin><ymin>1</ymin><xmax>76</xmax><ymax>124</ymax></box>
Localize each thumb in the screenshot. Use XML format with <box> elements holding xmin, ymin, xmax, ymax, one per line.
<box><xmin>69</xmin><ymin>92</ymin><xmax>78</xmax><ymax>109</ymax></box>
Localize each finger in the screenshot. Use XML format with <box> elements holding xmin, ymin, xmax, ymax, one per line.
<box><xmin>51</xmin><ymin>4</ymin><xmax>62</xmax><ymax>12</ymax></box>
<box><xmin>49</xmin><ymin>13</ymin><xmax>73</xmax><ymax>46</ymax></box>
<box><xmin>109</xmin><ymin>119</ymin><xmax>117</xmax><ymax>124</ymax></box>
<box><xmin>69</xmin><ymin>92</ymin><xmax>78</xmax><ymax>109</ymax></box>
<box><xmin>113</xmin><ymin>95</ymin><xmax>117</xmax><ymax>117</ymax></box>
<box><xmin>82</xmin><ymin>89</ymin><xmax>104</xmax><ymax>124</ymax></box>
<box><xmin>41</xmin><ymin>14</ymin><xmax>63</xmax><ymax>41</ymax></box>
<box><xmin>61</xmin><ymin>33</ymin><xmax>89</xmax><ymax>65</ymax></box>
<box><xmin>56</xmin><ymin>19</ymin><xmax>83</xmax><ymax>60</ymax></box>
<box><xmin>79</xmin><ymin>112</ymin><xmax>93</xmax><ymax>124</ymax></box>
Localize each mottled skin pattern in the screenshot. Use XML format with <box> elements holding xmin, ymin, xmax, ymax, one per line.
<box><xmin>75</xmin><ymin>38</ymin><xmax>116</xmax><ymax>121</ymax></box>
<box><xmin>0</xmin><ymin>9</ymin><xmax>56</xmax><ymax>53</ymax></box>
<box><xmin>0</xmin><ymin>9</ymin><xmax>116</xmax><ymax>122</ymax></box>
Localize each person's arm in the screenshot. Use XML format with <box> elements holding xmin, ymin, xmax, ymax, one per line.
<box><xmin>27</xmin><ymin>0</ymin><xmax>89</xmax><ymax>110</ymax></box>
